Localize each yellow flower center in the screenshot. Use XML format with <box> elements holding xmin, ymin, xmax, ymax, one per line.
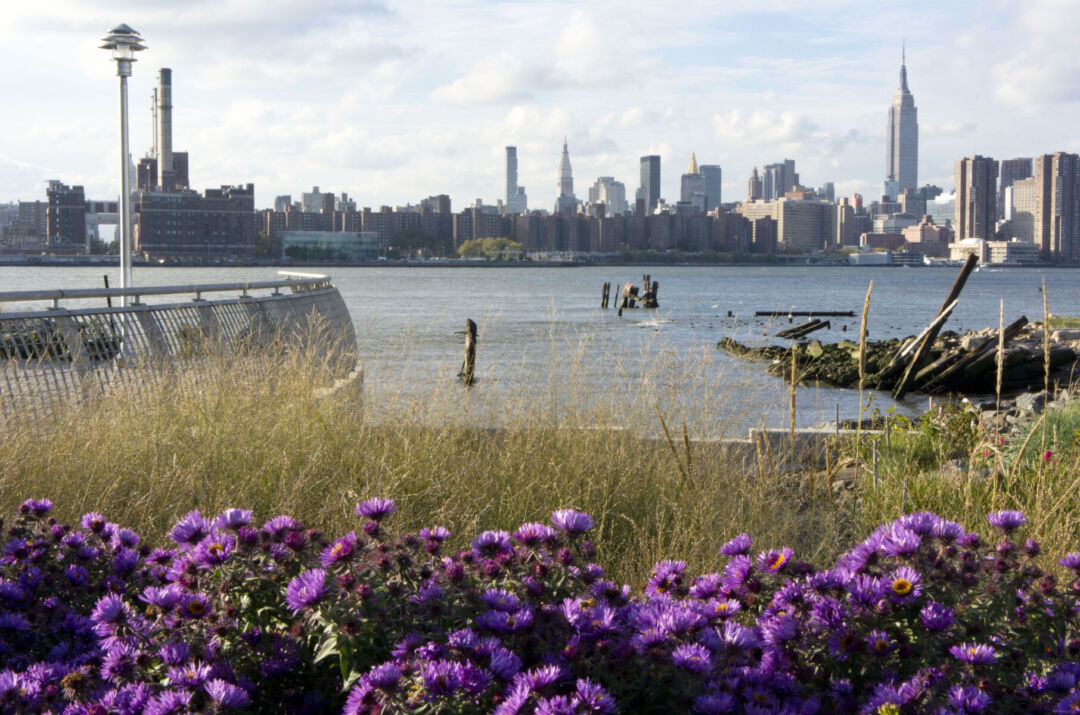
<box><xmin>769</xmin><ymin>553</ymin><xmax>787</xmax><ymax>570</ymax></box>
<box><xmin>892</xmin><ymin>578</ymin><xmax>912</xmax><ymax>596</ymax></box>
<box><xmin>877</xmin><ymin>705</ymin><xmax>900</xmax><ymax>715</ymax></box>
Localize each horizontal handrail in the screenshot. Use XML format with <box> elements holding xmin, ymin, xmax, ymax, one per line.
<box><xmin>0</xmin><ymin>272</ymin><xmax>329</xmax><ymax>304</ymax></box>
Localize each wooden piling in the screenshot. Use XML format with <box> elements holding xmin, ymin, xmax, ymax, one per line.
<box><xmin>601</xmin><ymin>282</ymin><xmax>610</xmax><ymax>309</ymax></box>
<box><xmin>459</xmin><ymin>319</ymin><xmax>477</xmax><ymax>386</ymax></box>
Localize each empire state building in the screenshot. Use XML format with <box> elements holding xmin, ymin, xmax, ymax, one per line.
<box><xmin>884</xmin><ymin>47</ymin><xmax>918</xmax><ymax>199</ymax></box>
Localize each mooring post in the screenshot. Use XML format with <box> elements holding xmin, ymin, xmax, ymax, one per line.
<box><xmin>459</xmin><ymin>318</ymin><xmax>477</xmax><ymax>386</ymax></box>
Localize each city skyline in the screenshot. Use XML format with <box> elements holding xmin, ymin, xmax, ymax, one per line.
<box><xmin>1</xmin><ymin>1</ymin><xmax>1078</xmax><ymax>210</ymax></box>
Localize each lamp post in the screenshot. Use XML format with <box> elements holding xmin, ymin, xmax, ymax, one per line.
<box><xmin>99</xmin><ymin>24</ymin><xmax>146</xmax><ymax>307</ymax></box>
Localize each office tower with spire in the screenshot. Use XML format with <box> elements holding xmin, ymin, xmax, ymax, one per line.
<box><xmin>554</xmin><ymin>138</ymin><xmax>578</xmax><ymax>214</ymax></box>
<box><xmin>884</xmin><ymin>45</ymin><xmax>918</xmax><ymax>199</ymax></box>
<box><xmin>640</xmin><ymin>155</ymin><xmax>661</xmax><ymax>212</ymax></box>
<box><xmin>505</xmin><ymin>146</ymin><xmax>527</xmax><ymax>214</ymax></box>
<box><xmin>747</xmin><ymin>167</ymin><xmax>763</xmax><ymax>200</ymax></box>
<box><xmin>680</xmin><ymin>152</ymin><xmax>707</xmax><ymax>213</ymax></box>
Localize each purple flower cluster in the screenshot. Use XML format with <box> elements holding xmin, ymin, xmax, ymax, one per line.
<box><xmin>1</xmin><ymin>498</ymin><xmax>1080</xmax><ymax>714</ymax></box>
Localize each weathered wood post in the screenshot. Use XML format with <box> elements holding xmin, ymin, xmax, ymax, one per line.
<box><xmin>459</xmin><ymin>319</ymin><xmax>477</xmax><ymax>386</ymax></box>
<box><xmin>601</xmin><ymin>282</ymin><xmax>610</xmax><ymax>309</ymax></box>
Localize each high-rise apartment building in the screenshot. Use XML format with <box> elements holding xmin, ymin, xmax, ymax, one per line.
<box><xmin>554</xmin><ymin>139</ymin><xmax>578</xmax><ymax>214</ymax></box>
<box><xmin>701</xmin><ymin>165</ymin><xmax>722</xmax><ymax>211</ymax></box>
<box><xmin>1011</xmin><ymin>153</ymin><xmax>1080</xmax><ymax>263</ymax></box>
<box><xmin>640</xmin><ymin>155</ymin><xmax>661</xmax><ymax>212</ymax></box>
<box><xmin>46</xmin><ymin>180</ymin><xmax>87</xmax><ymax>249</ymax></box>
<box><xmin>884</xmin><ymin>47</ymin><xmax>918</xmax><ymax>199</ymax></box>
<box><xmin>954</xmin><ymin>155</ymin><xmax>999</xmax><ymax>240</ymax></box>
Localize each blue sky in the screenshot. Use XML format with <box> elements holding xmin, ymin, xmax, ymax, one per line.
<box><xmin>1</xmin><ymin>0</ymin><xmax>1077</xmax><ymax>210</ymax></box>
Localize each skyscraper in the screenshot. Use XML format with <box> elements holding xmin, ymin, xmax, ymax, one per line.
<box><xmin>680</xmin><ymin>152</ymin><xmax>707</xmax><ymax>213</ymax></box>
<box><xmin>747</xmin><ymin>167</ymin><xmax>762</xmax><ymax>201</ymax></box>
<box><xmin>701</xmin><ymin>165</ymin><xmax>722</xmax><ymax>211</ymax></box>
<box><xmin>1011</xmin><ymin>153</ymin><xmax>1080</xmax><ymax>263</ymax></box>
<box><xmin>954</xmin><ymin>155</ymin><xmax>999</xmax><ymax>240</ymax></box>
<box><xmin>999</xmin><ymin>158</ymin><xmax>1033</xmax><ymax>218</ymax></box>
<box><xmin>506</xmin><ymin>146</ymin><xmax>518</xmax><ymax>211</ymax></box>
<box><xmin>640</xmin><ymin>155</ymin><xmax>661</xmax><ymax>212</ymax></box>
<box><xmin>885</xmin><ymin>46</ymin><xmax>918</xmax><ymax>199</ymax></box>
<box><xmin>762</xmin><ymin>160</ymin><xmax>798</xmax><ymax>200</ymax></box>
<box><xmin>554</xmin><ymin>138</ymin><xmax>578</xmax><ymax>214</ymax></box>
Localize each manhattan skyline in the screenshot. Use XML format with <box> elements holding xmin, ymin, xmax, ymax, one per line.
<box><xmin>1</xmin><ymin>0</ymin><xmax>1077</xmax><ymax>209</ymax></box>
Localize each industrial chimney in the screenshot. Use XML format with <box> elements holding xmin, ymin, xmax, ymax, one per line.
<box><xmin>156</xmin><ymin>68</ymin><xmax>173</xmax><ymax>190</ymax></box>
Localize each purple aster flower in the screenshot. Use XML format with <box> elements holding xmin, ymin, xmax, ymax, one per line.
<box><xmin>551</xmin><ymin>509</ymin><xmax>594</xmax><ymax>535</ymax></box>
<box><xmin>866</xmin><ymin>629</ymin><xmax>895</xmax><ymax>655</ymax></box>
<box><xmin>64</xmin><ymin>564</ymin><xmax>89</xmax><ymax>587</ymax></box>
<box><xmin>141</xmin><ymin>584</ymin><xmax>185</xmax><ymax>611</ymax></box>
<box><xmin>285</xmin><ymin>568</ymin><xmax>329</xmax><ymax>614</ymax></box>
<box><xmin>948</xmin><ymin>685</ymin><xmax>992</xmax><ymax>713</ymax></box>
<box><xmin>320</xmin><ymin>533</ymin><xmax>358</xmax><ymax>567</ymax></box>
<box><xmin>757</xmin><ymin>547</ymin><xmax>793</xmax><ymax>574</ymax></box>
<box><xmin>920</xmin><ymin>601</ymin><xmax>954</xmax><ymax>632</ymax></box>
<box><xmin>420</xmin><ymin>659</ymin><xmax>469</xmax><ymax>696</ymax></box>
<box><xmin>535</xmin><ymin>695</ymin><xmax>575</xmax><ymax>715</ymax></box>
<box><xmin>204</xmin><ymin>679</ymin><xmax>249</xmax><ymax>708</ymax></box>
<box><xmin>143</xmin><ymin>689</ymin><xmax>193</xmax><ymax>715</ymax></box>
<box><xmin>19</xmin><ymin>499</ymin><xmax>53</xmax><ymax>517</ymax></box>
<box><xmin>888</xmin><ymin>566</ymin><xmax>922</xmax><ymax>600</ymax></box>
<box><xmin>987</xmin><ymin>510</ymin><xmax>1027</xmax><ymax>533</ymax></box>
<box><xmin>362</xmin><ymin>663</ymin><xmax>403</xmax><ymax>692</ymax></box>
<box><xmin>169</xmin><ymin>510</ymin><xmax>211</xmax><ymax>546</ymax></box>
<box><xmin>647</xmin><ymin>560</ymin><xmax>686</xmax><ymax>596</ymax></box>
<box><xmin>721</xmin><ymin>554</ymin><xmax>753</xmax><ymax>590</ymax></box>
<box><xmin>167</xmin><ymin>660</ymin><xmax>212</xmax><ymax>688</ymax></box>
<box><xmin>419</xmin><ymin>525</ymin><xmax>451</xmax><ymax>541</ymax></box>
<box><xmin>932</xmin><ymin>518</ymin><xmax>965</xmax><ymax>541</ymax></box>
<box><xmin>1060</xmin><ymin>553</ymin><xmax>1080</xmax><ymax>571</ymax></box>
<box><xmin>672</xmin><ymin>643</ymin><xmax>713</xmax><ymax>674</ymax></box>
<box><xmin>575</xmin><ymin>678</ymin><xmax>616</xmax><ymax>714</ymax></box>
<box><xmin>472</xmin><ymin>530</ymin><xmax>512</xmax><ymax>559</ymax></box>
<box><xmin>950</xmin><ymin>642</ymin><xmax>999</xmax><ymax>665</ymax></box>
<box><xmin>482</xmin><ymin>588</ymin><xmax>521</xmax><ymax>612</ymax></box>
<box><xmin>356</xmin><ymin>498</ymin><xmax>397</xmax><ymax>522</ymax></box>
<box><xmin>112</xmin><ymin>547</ymin><xmax>139</xmax><ymax>575</ymax></box>
<box><xmin>761</xmin><ymin>614</ymin><xmax>798</xmax><ymax>646</ymax></box>
<box><xmin>689</xmin><ymin>573</ymin><xmax>724</xmax><ymax>599</ymax></box>
<box><xmin>513</xmin><ymin>522</ymin><xmax>559</xmax><ymax>546</ymax></box>
<box><xmin>179</xmin><ymin>592</ymin><xmax>212</xmax><ymax>620</ymax></box>
<box><xmin>263</xmin><ymin>515</ymin><xmax>303</xmax><ymax>538</ymax></box>
<box><xmin>490</xmin><ymin>648</ymin><xmax>522</xmax><ymax>680</ymax></box>
<box><xmin>476</xmin><ymin>606</ymin><xmax>534</xmax><ymax>632</ymax></box>
<box><xmin>0</xmin><ymin>612</ymin><xmax>30</xmax><ymax>631</ymax></box>
<box><xmin>881</xmin><ymin>525</ymin><xmax>921</xmax><ymax>557</ymax></box>
<box><xmin>90</xmin><ymin>594</ymin><xmax>128</xmax><ymax>625</ymax></box>
<box><xmin>212</xmin><ymin>509</ymin><xmax>252</xmax><ymax>531</ymax></box>
<box><xmin>720</xmin><ymin>532</ymin><xmax>752</xmax><ymax>556</ymax></box>
<box><xmin>515</xmin><ymin>664</ymin><xmax>566</xmax><ymax>691</ymax></box>
<box><xmin>81</xmin><ymin>512</ymin><xmax>107</xmax><ymax>533</ymax></box>
<box><xmin>191</xmin><ymin>533</ymin><xmax>235</xmax><ymax>567</ymax></box>
<box><xmin>693</xmin><ymin>693</ymin><xmax>736</xmax><ymax>714</ymax></box>
<box><xmin>159</xmin><ymin>642</ymin><xmax>190</xmax><ymax>666</ymax></box>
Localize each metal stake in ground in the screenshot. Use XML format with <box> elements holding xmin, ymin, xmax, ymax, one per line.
<box><xmin>458</xmin><ymin>319</ymin><xmax>477</xmax><ymax>386</ymax></box>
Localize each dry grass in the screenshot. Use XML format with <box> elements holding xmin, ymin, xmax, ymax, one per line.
<box><xmin>0</xmin><ymin>331</ymin><xmax>857</xmax><ymax>584</ymax></box>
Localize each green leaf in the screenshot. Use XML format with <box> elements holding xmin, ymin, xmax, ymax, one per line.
<box><xmin>313</xmin><ymin>634</ymin><xmax>339</xmax><ymax>664</ymax></box>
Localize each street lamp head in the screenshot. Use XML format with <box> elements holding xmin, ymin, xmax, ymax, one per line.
<box><xmin>100</xmin><ymin>24</ymin><xmax>146</xmax><ymax>76</ymax></box>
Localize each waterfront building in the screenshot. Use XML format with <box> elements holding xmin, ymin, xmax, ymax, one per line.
<box><xmin>701</xmin><ymin>165</ymin><xmax>722</xmax><ymax>212</ymax></box>
<box><xmin>587</xmin><ymin>177</ymin><xmax>628</xmax><ymax>216</ymax></box>
<box><xmin>280</xmin><ymin>230</ymin><xmax>378</xmax><ymax>262</ymax></box>
<box><xmin>640</xmin><ymin>155</ymin><xmax>661</xmax><ymax>212</ymax></box>
<box><xmin>46</xmin><ymin>180</ymin><xmax>86</xmax><ymax>251</ymax></box>
<box><xmin>835</xmin><ymin>199</ymin><xmax>857</xmax><ymax>247</ymax></box>
<box><xmin>954</xmin><ymin>156</ymin><xmax>999</xmax><ymax>240</ymax></box>
<box><xmin>901</xmin><ymin>215</ymin><xmax>951</xmax><ymax>258</ymax></box>
<box><xmin>134</xmin><ymin>184</ymin><xmax>257</xmax><ymax>261</ymax></box>
<box><xmin>680</xmin><ymin>153</ymin><xmax>707</xmax><ymax>213</ymax></box>
<box><xmin>884</xmin><ymin>46</ymin><xmax>918</xmax><ymax>199</ymax></box>
<box><xmin>747</xmin><ymin>167</ymin><xmax>763</xmax><ymax>201</ymax></box>
<box><xmin>554</xmin><ymin>139</ymin><xmax>579</xmax><ymax>214</ymax></box>
<box><xmin>737</xmin><ymin>197</ymin><xmax>830</xmax><ymax>252</ymax></box>
<box><xmin>873</xmin><ymin>213</ymin><xmax>919</xmax><ymax>234</ymax></box>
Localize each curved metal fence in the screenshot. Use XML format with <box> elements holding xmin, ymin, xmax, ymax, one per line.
<box><xmin>0</xmin><ymin>272</ymin><xmax>359</xmax><ymax>419</ymax></box>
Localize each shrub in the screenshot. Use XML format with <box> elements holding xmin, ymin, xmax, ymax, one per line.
<box><xmin>0</xmin><ymin>499</ymin><xmax>1078</xmax><ymax>713</ymax></box>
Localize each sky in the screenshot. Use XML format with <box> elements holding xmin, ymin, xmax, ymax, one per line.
<box><xmin>1</xmin><ymin>0</ymin><xmax>1078</xmax><ymax>211</ymax></box>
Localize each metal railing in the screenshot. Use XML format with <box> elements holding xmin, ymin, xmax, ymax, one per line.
<box><xmin>0</xmin><ymin>272</ymin><xmax>359</xmax><ymax>418</ymax></box>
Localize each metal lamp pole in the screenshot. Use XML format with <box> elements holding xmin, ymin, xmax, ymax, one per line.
<box><xmin>100</xmin><ymin>24</ymin><xmax>146</xmax><ymax>307</ymax></box>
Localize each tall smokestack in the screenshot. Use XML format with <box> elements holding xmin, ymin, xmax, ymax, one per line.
<box><xmin>157</xmin><ymin>68</ymin><xmax>173</xmax><ymax>190</ymax></box>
